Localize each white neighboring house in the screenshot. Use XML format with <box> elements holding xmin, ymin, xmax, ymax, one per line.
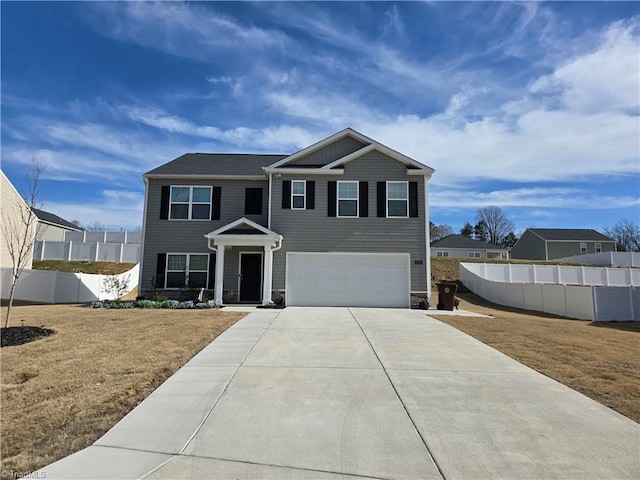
<box><xmin>431</xmin><ymin>234</ymin><xmax>510</xmax><ymax>259</ymax></box>
<box><xmin>1</xmin><ymin>170</ymin><xmax>36</xmax><ymax>270</ymax></box>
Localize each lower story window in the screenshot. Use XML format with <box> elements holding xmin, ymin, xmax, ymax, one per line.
<box><xmin>468</xmin><ymin>252</ymin><xmax>481</xmax><ymax>258</ymax></box>
<box><xmin>166</xmin><ymin>254</ymin><xmax>209</xmax><ymax>288</ymax></box>
<box><xmin>595</xmin><ymin>243</ymin><xmax>602</xmax><ymax>253</ymax></box>
<box><xmin>436</xmin><ymin>251</ymin><xmax>449</xmax><ymax>257</ymax></box>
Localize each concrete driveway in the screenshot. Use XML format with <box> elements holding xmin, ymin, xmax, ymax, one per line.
<box><xmin>39</xmin><ymin>307</ymin><xmax>639</xmax><ymax>479</ymax></box>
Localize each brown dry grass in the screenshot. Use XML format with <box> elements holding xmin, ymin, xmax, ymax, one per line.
<box><xmin>32</xmin><ymin>260</ymin><xmax>136</xmax><ymax>275</ymax></box>
<box><xmin>0</xmin><ymin>304</ymin><xmax>244</xmax><ymax>477</ymax></box>
<box><xmin>430</xmin><ymin>291</ymin><xmax>640</xmax><ymax>423</ymax></box>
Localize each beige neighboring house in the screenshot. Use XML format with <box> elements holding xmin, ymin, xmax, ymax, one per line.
<box><xmin>33</xmin><ymin>208</ymin><xmax>83</xmax><ymax>241</ymax></box>
<box><xmin>431</xmin><ymin>234</ymin><xmax>510</xmax><ymax>259</ymax></box>
<box><xmin>1</xmin><ymin>169</ymin><xmax>37</xmax><ymax>269</ymax></box>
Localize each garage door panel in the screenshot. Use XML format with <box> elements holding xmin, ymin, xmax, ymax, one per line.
<box><xmin>286</xmin><ymin>252</ymin><xmax>410</xmax><ymax>308</ymax></box>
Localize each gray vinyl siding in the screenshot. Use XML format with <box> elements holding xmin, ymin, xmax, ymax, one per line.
<box><xmin>271</xmin><ymin>151</ymin><xmax>428</xmax><ymax>292</ymax></box>
<box><xmin>287</xmin><ymin>136</ymin><xmax>368</xmax><ymax>166</ymax></box>
<box><xmin>432</xmin><ymin>248</ymin><xmax>508</xmax><ymax>259</ymax></box>
<box><xmin>141</xmin><ymin>178</ymin><xmax>268</xmax><ymax>290</ymax></box>
<box><xmin>510</xmin><ymin>231</ymin><xmax>546</xmax><ymax>260</ymax></box>
<box><xmin>547</xmin><ymin>241</ymin><xmax>616</xmax><ymax>260</ymax></box>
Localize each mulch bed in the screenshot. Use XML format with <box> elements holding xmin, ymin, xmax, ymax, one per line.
<box><xmin>1</xmin><ymin>326</ymin><xmax>55</xmax><ymax>347</ymax></box>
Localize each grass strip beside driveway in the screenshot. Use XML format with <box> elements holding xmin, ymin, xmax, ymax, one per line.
<box><xmin>1</xmin><ymin>304</ymin><xmax>244</xmax><ymax>477</ymax></box>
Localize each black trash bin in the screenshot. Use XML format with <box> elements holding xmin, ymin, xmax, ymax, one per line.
<box><xmin>436</xmin><ymin>282</ymin><xmax>458</xmax><ymax>310</ymax></box>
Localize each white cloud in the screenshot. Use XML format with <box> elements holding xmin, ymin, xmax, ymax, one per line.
<box><xmin>46</xmin><ymin>190</ymin><xmax>145</xmax><ymax>231</ymax></box>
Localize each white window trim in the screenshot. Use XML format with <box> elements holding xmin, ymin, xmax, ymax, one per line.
<box><xmin>291</xmin><ymin>180</ymin><xmax>306</xmax><ymax>210</ymax></box>
<box><xmin>580</xmin><ymin>242</ymin><xmax>587</xmax><ymax>253</ymax></box>
<box><xmin>337</xmin><ymin>180</ymin><xmax>359</xmax><ymax>218</ymax></box>
<box><xmin>170</xmin><ymin>186</ymin><xmax>212</xmax><ymax>221</ymax></box>
<box><xmin>165</xmin><ymin>253</ymin><xmax>210</xmax><ymax>290</ymax></box>
<box><xmin>595</xmin><ymin>242</ymin><xmax>602</xmax><ymax>253</ymax></box>
<box><xmin>386</xmin><ymin>181</ymin><xmax>409</xmax><ymax>218</ymax></box>
<box><xmin>468</xmin><ymin>252</ymin><xmax>481</xmax><ymax>258</ymax></box>
<box><xmin>436</xmin><ymin>251</ymin><xmax>448</xmax><ymax>257</ymax></box>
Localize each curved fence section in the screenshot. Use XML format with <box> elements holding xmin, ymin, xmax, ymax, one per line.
<box><xmin>1</xmin><ymin>264</ymin><xmax>139</xmax><ymax>304</ymax></box>
<box><xmin>460</xmin><ymin>263</ymin><xmax>639</xmax><ymax>321</ymax></box>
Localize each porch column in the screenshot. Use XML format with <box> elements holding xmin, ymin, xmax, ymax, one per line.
<box><xmin>215</xmin><ymin>245</ymin><xmax>225</xmax><ymax>305</ymax></box>
<box><xmin>262</xmin><ymin>245</ymin><xmax>273</xmax><ymax>305</ymax></box>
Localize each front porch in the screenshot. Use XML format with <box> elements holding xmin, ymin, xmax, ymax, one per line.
<box><xmin>205</xmin><ymin>217</ymin><xmax>283</xmax><ymax>305</ymax></box>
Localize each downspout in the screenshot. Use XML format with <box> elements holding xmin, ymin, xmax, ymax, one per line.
<box><xmin>138</xmin><ymin>176</ymin><xmax>150</xmax><ymax>292</ymax></box>
<box><xmin>267</xmin><ymin>172</ymin><xmax>273</xmax><ymax>230</ymax></box>
<box><xmin>424</xmin><ymin>174</ymin><xmax>432</xmax><ymax>305</ymax></box>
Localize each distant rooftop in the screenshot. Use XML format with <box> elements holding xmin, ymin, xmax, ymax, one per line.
<box><xmin>431</xmin><ymin>234</ymin><xmax>507</xmax><ymax>249</ymax></box>
<box><xmin>528</xmin><ymin>228</ymin><xmax>614</xmax><ymax>242</ymax></box>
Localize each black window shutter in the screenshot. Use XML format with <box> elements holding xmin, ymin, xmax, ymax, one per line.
<box><xmin>327</xmin><ymin>181</ymin><xmax>337</xmax><ymax>217</ymax></box>
<box><xmin>282</xmin><ymin>180</ymin><xmax>291</xmax><ymax>209</ymax></box>
<box><xmin>212</xmin><ymin>187</ymin><xmax>222</xmax><ymax>220</ymax></box>
<box><xmin>208</xmin><ymin>253</ymin><xmax>216</xmax><ymax>289</ymax></box>
<box><xmin>245</xmin><ymin>188</ymin><xmax>263</xmax><ymax>215</ymax></box>
<box><xmin>306</xmin><ymin>181</ymin><xmax>315</xmax><ymax>209</ymax></box>
<box><xmin>155</xmin><ymin>253</ymin><xmax>166</xmax><ymax>288</ymax></box>
<box><xmin>409</xmin><ymin>182</ymin><xmax>418</xmax><ymax>218</ymax></box>
<box><xmin>377</xmin><ymin>182</ymin><xmax>386</xmax><ymax>217</ymax></box>
<box><xmin>160</xmin><ymin>186</ymin><xmax>170</xmax><ymax>220</ymax></box>
<box><xmin>359</xmin><ymin>181</ymin><xmax>368</xmax><ymax>217</ymax></box>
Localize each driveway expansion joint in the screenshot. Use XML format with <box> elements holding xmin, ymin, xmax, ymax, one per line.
<box><xmin>347</xmin><ymin>308</ymin><xmax>447</xmax><ymax>480</ymax></box>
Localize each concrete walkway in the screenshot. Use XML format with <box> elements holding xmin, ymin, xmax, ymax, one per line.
<box><xmin>39</xmin><ymin>308</ymin><xmax>639</xmax><ymax>479</ymax></box>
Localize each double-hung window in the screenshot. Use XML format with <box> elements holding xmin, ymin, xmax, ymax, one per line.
<box><xmin>337</xmin><ymin>181</ymin><xmax>358</xmax><ymax>217</ymax></box>
<box><xmin>436</xmin><ymin>251</ymin><xmax>449</xmax><ymax>257</ymax></box>
<box><xmin>580</xmin><ymin>242</ymin><xmax>587</xmax><ymax>253</ymax></box>
<box><xmin>387</xmin><ymin>181</ymin><xmax>408</xmax><ymax>217</ymax></box>
<box><xmin>595</xmin><ymin>243</ymin><xmax>602</xmax><ymax>253</ymax></box>
<box><xmin>291</xmin><ymin>180</ymin><xmax>306</xmax><ymax>209</ymax></box>
<box><xmin>166</xmin><ymin>254</ymin><xmax>209</xmax><ymax>289</ymax></box>
<box><xmin>468</xmin><ymin>252</ymin><xmax>481</xmax><ymax>258</ymax></box>
<box><xmin>170</xmin><ymin>186</ymin><xmax>212</xmax><ymax>220</ymax></box>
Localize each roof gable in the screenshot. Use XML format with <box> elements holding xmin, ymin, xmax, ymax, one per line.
<box><xmin>33</xmin><ymin>208</ymin><xmax>82</xmax><ymax>231</ymax></box>
<box><xmin>205</xmin><ymin>217</ymin><xmax>279</xmax><ymax>238</ymax></box>
<box><xmin>265</xmin><ymin>127</ymin><xmax>434</xmax><ymax>175</ymax></box>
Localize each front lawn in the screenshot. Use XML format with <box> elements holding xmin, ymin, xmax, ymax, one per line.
<box><xmin>0</xmin><ymin>305</ymin><xmax>244</xmax><ymax>477</ymax></box>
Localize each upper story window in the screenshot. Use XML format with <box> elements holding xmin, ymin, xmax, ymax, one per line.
<box><xmin>580</xmin><ymin>242</ymin><xmax>587</xmax><ymax>253</ymax></box>
<box><xmin>245</xmin><ymin>188</ymin><xmax>263</xmax><ymax>215</ymax></box>
<box><xmin>292</xmin><ymin>180</ymin><xmax>306</xmax><ymax>209</ymax></box>
<box><xmin>595</xmin><ymin>242</ymin><xmax>602</xmax><ymax>253</ymax></box>
<box><xmin>337</xmin><ymin>181</ymin><xmax>358</xmax><ymax>217</ymax></box>
<box><xmin>170</xmin><ymin>186</ymin><xmax>212</xmax><ymax>220</ymax></box>
<box><xmin>387</xmin><ymin>181</ymin><xmax>408</xmax><ymax>217</ymax></box>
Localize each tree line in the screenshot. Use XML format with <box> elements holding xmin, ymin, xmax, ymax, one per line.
<box><xmin>431</xmin><ymin>206</ymin><xmax>518</xmax><ymax>247</ymax></box>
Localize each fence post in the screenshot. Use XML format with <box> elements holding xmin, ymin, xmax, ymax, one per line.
<box><xmin>41</xmin><ymin>240</ymin><xmax>46</xmax><ymax>260</ymax></box>
<box><xmin>95</xmin><ymin>242</ymin><xmax>100</xmax><ymax>261</ymax></box>
<box><xmin>51</xmin><ymin>270</ymin><xmax>57</xmax><ymax>303</ymax></box>
<box><xmin>628</xmin><ymin>268</ymin><xmax>634</xmax><ymax>286</ymax></box>
<box><xmin>604</xmin><ymin>267</ymin><xmax>610</xmax><ymax>286</ymax></box>
<box><xmin>556</xmin><ymin>264</ymin><xmax>562</xmax><ymax>284</ymax></box>
<box><xmin>119</xmin><ymin>243</ymin><xmax>124</xmax><ymax>262</ymax></box>
<box><xmin>67</xmin><ymin>241</ymin><xmax>73</xmax><ymax>261</ymax></box>
<box><xmin>507</xmin><ymin>263</ymin><xmax>512</xmax><ymax>282</ymax></box>
<box><xmin>579</xmin><ymin>266</ymin><xmax>585</xmax><ymax>285</ymax></box>
<box><xmin>531</xmin><ymin>264</ymin><xmax>537</xmax><ymax>284</ymax></box>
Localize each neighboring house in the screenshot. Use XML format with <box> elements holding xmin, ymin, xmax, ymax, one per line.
<box><xmin>140</xmin><ymin>128</ymin><xmax>435</xmax><ymax>307</ymax></box>
<box><xmin>0</xmin><ymin>170</ymin><xmax>36</xmax><ymax>270</ymax></box>
<box><xmin>33</xmin><ymin>208</ymin><xmax>83</xmax><ymax>241</ymax></box>
<box><xmin>431</xmin><ymin>234</ymin><xmax>510</xmax><ymax>259</ymax></box>
<box><xmin>511</xmin><ymin>228</ymin><xmax>616</xmax><ymax>261</ymax></box>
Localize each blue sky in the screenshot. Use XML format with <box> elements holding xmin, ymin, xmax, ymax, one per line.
<box><xmin>2</xmin><ymin>1</ymin><xmax>639</xmax><ymax>234</ymax></box>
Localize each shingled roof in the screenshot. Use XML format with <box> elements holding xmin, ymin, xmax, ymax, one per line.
<box><xmin>431</xmin><ymin>234</ymin><xmax>506</xmax><ymax>249</ymax></box>
<box><xmin>145</xmin><ymin>153</ymin><xmax>288</xmax><ymax>177</ymax></box>
<box><xmin>528</xmin><ymin>228</ymin><xmax>614</xmax><ymax>242</ymax></box>
<box><xmin>33</xmin><ymin>208</ymin><xmax>83</xmax><ymax>231</ymax></box>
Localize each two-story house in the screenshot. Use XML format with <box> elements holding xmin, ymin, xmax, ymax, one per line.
<box><xmin>140</xmin><ymin>128</ymin><xmax>435</xmax><ymax>307</ymax></box>
<box><xmin>511</xmin><ymin>228</ymin><xmax>616</xmax><ymax>261</ymax></box>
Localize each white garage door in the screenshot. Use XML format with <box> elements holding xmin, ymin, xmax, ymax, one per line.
<box><xmin>285</xmin><ymin>252</ymin><xmax>410</xmax><ymax>308</ymax></box>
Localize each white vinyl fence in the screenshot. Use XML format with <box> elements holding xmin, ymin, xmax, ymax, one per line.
<box><xmin>64</xmin><ymin>231</ymin><xmax>142</xmax><ymax>244</ymax></box>
<box><xmin>557</xmin><ymin>251</ymin><xmax>640</xmax><ymax>267</ymax></box>
<box><xmin>1</xmin><ymin>264</ymin><xmax>139</xmax><ymax>304</ymax></box>
<box><xmin>34</xmin><ymin>240</ymin><xmax>141</xmax><ymax>263</ymax></box>
<box><xmin>460</xmin><ymin>263</ymin><xmax>640</xmax><ymax>321</ymax></box>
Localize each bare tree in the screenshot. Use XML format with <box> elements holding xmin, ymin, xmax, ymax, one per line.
<box><xmin>476</xmin><ymin>206</ymin><xmax>515</xmax><ymax>245</ymax></box>
<box><xmin>604</xmin><ymin>219</ymin><xmax>640</xmax><ymax>252</ymax></box>
<box><xmin>430</xmin><ymin>222</ymin><xmax>453</xmax><ymax>242</ymax></box>
<box><xmin>1</xmin><ymin>161</ymin><xmax>45</xmax><ymax>328</ymax></box>
<box><xmin>87</xmin><ymin>220</ymin><xmax>105</xmax><ymax>232</ymax></box>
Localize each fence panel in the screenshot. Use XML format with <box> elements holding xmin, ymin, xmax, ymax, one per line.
<box><xmin>593</xmin><ymin>287</ymin><xmax>636</xmax><ymax>321</ymax></box>
<box><xmin>69</xmin><ymin>243</ymin><xmax>96</xmax><ymax>261</ymax></box>
<box><xmin>510</xmin><ymin>264</ymin><xmax>532</xmax><ymax>282</ymax></box>
<box><xmin>565</xmin><ymin>286</ymin><xmax>595</xmax><ymax>320</ymax></box>
<box><xmin>522</xmin><ymin>283</ymin><xmax>544</xmax><ymax>311</ymax></box>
